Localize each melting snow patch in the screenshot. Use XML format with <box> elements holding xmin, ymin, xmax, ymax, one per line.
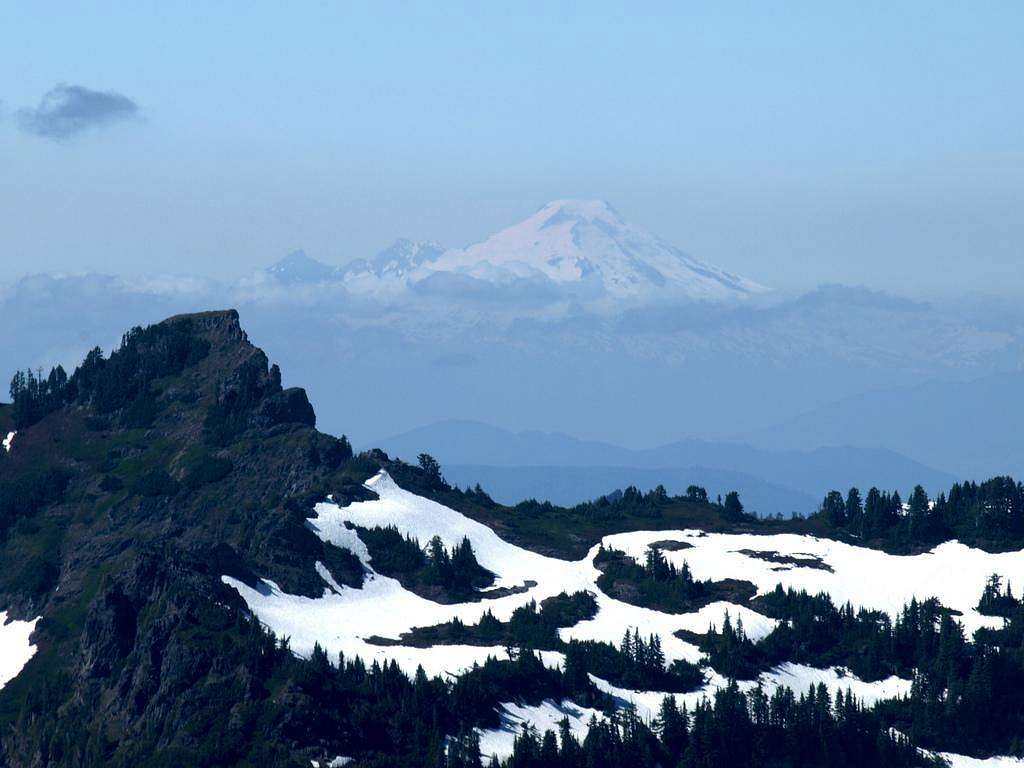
<box><xmin>602</xmin><ymin>529</ymin><xmax>1024</xmax><ymax>636</ymax></box>
<box><xmin>224</xmin><ymin>469</ymin><xmax>1017</xmax><ymax>703</ymax></box>
<box><xmin>230</xmin><ymin>470</ymin><xmax>785</xmax><ymax>677</ymax></box>
<box><xmin>476</xmin><ymin>699</ymin><xmax>602</xmax><ymax>763</ymax></box>
<box><xmin>590</xmin><ymin>663</ymin><xmax>911</xmax><ymax>724</ymax></box>
<box><xmin>3</xmin><ymin>431</ymin><xmax>14</xmax><ymax>453</ymax></box>
<box><xmin>0</xmin><ymin>611</ymin><xmax>40</xmax><ymax>690</ymax></box>
<box><xmin>934</xmin><ymin>754</ymin><xmax>1024</xmax><ymax>767</ymax></box>
<box><xmin>764</xmin><ymin>663</ymin><xmax>912</xmax><ymax>706</ymax></box>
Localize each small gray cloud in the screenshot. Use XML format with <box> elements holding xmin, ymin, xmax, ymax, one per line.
<box><xmin>17</xmin><ymin>84</ymin><xmax>138</xmax><ymax>140</ymax></box>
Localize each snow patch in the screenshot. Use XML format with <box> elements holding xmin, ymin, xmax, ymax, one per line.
<box><xmin>228</xmin><ymin>471</ymin><xmax>783</xmax><ymax>676</ymax></box>
<box><xmin>223</xmin><ymin>470</ymin><xmax>1014</xmax><ymax>717</ymax></box>
<box><xmin>590</xmin><ymin>663</ymin><xmax>910</xmax><ymax>723</ymax></box>
<box><xmin>935</xmin><ymin>754</ymin><xmax>1024</xmax><ymax>767</ymax></box>
<box><xmin>311</xmin><ymin>757</ymin><xmax>353</xmax><ymax>768</ymax></box>
<box><xmin>476</xmin><ymin>699</ymin><xmax>602</xmax><ymax>763</ymax></box>
<box><xmin>0</xmin><ymin>611</ymin><xmax>40</xmax><ymax>690</ymax></box>
<box><xmin>602</xmin><ymin>529</ymin><xmax>1024</xmax><ymax>636</ymax></box>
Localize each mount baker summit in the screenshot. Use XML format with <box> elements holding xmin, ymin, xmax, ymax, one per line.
<box><xmin>267</xmin><ymin>200</ymin><xmax>766</xmax><ymax>305</ymax></box>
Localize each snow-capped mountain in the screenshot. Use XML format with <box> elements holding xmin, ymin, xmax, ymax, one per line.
<box><xmin>337</xmin><ymin>200</ymin><xmax>765</xmax><ymax>304</ymax></box>
<box><xmin>428</xmin><ymin>199</ymin><xmax>764</xmax><ymax>301</ymax></box>
<box><xmin>265</xmin><ymin>249</ymin><xmax>340</xmax><ymax>285</ymax></box>
<box><xmin>344</xmin><ymin>238</ymin><xmax>446</xmax><ymax>280</ymax></box>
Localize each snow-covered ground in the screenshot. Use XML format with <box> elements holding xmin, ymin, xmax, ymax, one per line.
<box><xmin>477</xmin><ymin>664</ymin><xmax>914</xmax><ymax>762</ymax></box>
<box><xmin>225</xmin><ymin>472</ymin><xmax>776</xmax><ymax>673</ymax></box>
<box><xmin>603</xmin><ymin>529</ymin><xmax>1023</xmax><ymax>636</ymax></box>
<box><xmin>937</xmin><ymin>754</ymin><xmax>1024</xmax><ymax>767</ymax></box>
<box><xmin>590</xmin><ymin>662</ymin><xmax>911</xmax><ymax>723</ymax></box>
<box><xmin>3</xmin><ymin>431</ymin><xmax>14</xmax><ymax>453</ymax></box>
<box><xmin>224</xmin><ymin>470</ymin><xmax>1024</xmax><ymax>753</ymax></box>
<box><xmin>310</xmin><ymin>757</ymin><xmax>353</xmax><ymax>768</ymax></box>
<box><xmin>0</xmin><ymin>611</ymin><xmax>39</xmax><ymax>690</ymax></box>
<box><xmin>476</xmin><ymin>699</ymin><xmax>602</xmax><ymax>762</ymax></box>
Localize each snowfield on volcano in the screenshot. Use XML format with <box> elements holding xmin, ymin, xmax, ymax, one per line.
<box><xmin>223</xmin><ymin>470</ymin><xmax>1024</xmax><ymax>759</ymax></box>
<box><xmin>334</xmin><ymin>199</ymin><xmax>766</xmax><ymax>306</ymax></box>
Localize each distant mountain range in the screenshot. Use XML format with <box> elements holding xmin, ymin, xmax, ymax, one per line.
<box><xmin>742</xmin><ymin>370</ymin><xmax>1024</xmax><ymax>480</ymax></box>
<box><xmin>3</xmin><ymin>200</ymin><xmax>1021</xmax><ymax>476</ymax></box>
<box><xmin>437</xmin><ymin>464</ymin><xmax>818</xmax><ymax>516</ymax></box>
<box><xmin>369</xmin><ymin>419</ymin><xmax>957</xmax><ymax>516</ymax></box>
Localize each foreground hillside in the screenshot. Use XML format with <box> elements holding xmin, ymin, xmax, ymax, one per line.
<box><xmin>1</xmin><ymin>311</ymin><xmax>1023</xmax><ymax>767</ymax></box>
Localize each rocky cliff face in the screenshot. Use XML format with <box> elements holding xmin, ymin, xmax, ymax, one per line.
<box><xmin>0</xmin><ymin>310</ymin><xmax>374</xmax><ymax>766</ymax></box>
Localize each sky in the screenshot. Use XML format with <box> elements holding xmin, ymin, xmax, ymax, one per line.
<box><xmin>2</xmin><ymin>2</ymin><xmax>1023</xmax><ymax>296</ymax></box>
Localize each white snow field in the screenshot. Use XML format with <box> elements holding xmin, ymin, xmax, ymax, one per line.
<box><xmin>224</xmin><ymin>470</ymin><xmax>1024</xmax><ymax>749</ymax></box>
<box><xmin>476</xmin><ymin>699</ymin><xmax>602</xmax><ymax>762</ymax></box>
<box><xmin>310</xmin><ymin>757</ymin><xmax>353</xmax><ymax>768</ymax></box>
<box><xmin>602</xmin><ymin>529</ymin><xmax>1024</xmax><ymax>636</ymax></box>
<box><xmin>225</xmin><ymin>471</ymin><xmax>771</xmax><ymax>673</ymax></box>
<box><xmin>590</xmin><ymin>662</ymin><xmax>913</xmax><ymax>724</ymax></box>
<box><xmin>0</xmin><ymin>611</ymin><xmax>39</xmax><ymax>690</ymax></box>
<box><xmin>3</xmin><ymin>431</ymin><xmax>14</xmax><ymax>453</ymax></box>
<box><xmin>937</xmin><ymin>754</ymin><xmax>1024</xmax><ymax>767</ymax></box>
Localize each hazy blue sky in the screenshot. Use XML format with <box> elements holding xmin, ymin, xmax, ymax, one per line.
<box><xmin>3</xmin><ymin>2</ymin><xmax>1022</xmax><ymax>295</ymax></box>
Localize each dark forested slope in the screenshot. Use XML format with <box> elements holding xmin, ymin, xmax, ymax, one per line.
<box><xmin>0</xmin><ymin>310</ymin><xmax>1020</xmax><ymax>767</ymax></box>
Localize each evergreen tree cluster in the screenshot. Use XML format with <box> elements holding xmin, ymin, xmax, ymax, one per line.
<box><xmin>427</xmin><ymin>535</ymin><xmax>494</xmax><ymax>595</ymax></box>
<box><xmin>381</xmin><ymin>590</ymin><xmax>704</xmax><ymax>694</ymax></box>
<box><xmin>817</xmin><ymin>478</ymin><xmax>1024</xmax><ymax>550</ymax></box>
<box><xmin>594</xmin><ymin>545</ymin><xmax>755</xmax><ymax>613</ymax></box>
<box><xmin>409</xmin><ymin>593</ymin><xmax>598</xmax><ymax>650</ymax></box>
<box><xmin>0</xmin><ymin>465</ymin><xmax>71</xmax><ymax>538</ymax></box>
<box><xmin>500</xmin><ymin>682</ymin><xmax>930</xmax><ymax>768</ymax></box>
<box><xmin>892</xmin><ymin>578</ymin><xmax>1024</xmax><ymax>756</ymax></box>
<box><xmin>8</xmin><ymin>366</ymin><xmax>68</xmax><ymax>428</ymax></box>
<box><xmin>691</xmin><ymin>580</ymin><xmax>1024</xmax><ymax>758</ymax></box>
<box><xmin>699</xmin><ymin>591</ymin><xmax>965</xmax><ymax>684</ymax></box>
<box><xmin>515</xmin><ymin>484</ymin><xmax>677</xmax><ymax>523</ymax></box>
<box><xmin>357</xmin><ymin>526</ymin><xmax>495</xmax><ymax>601</ymax></box>
<box><xmin>9</xmin><ymin>321</ymin><xmax>211</xmax><ymax>429</ymax></box>
<box><xmin>193</xmin><ymin>620</ymin><xmax>578</xmax><ymax>767</ymax></box>
<box><xmin>562</xmin><ymin>630</ymin><xmax>704</xmax><ymax>693</ymax></box>
<box><xmin>978</xmin><ymin>573</ymin><xmax>1018</xmax><ymax>617</ymax></box>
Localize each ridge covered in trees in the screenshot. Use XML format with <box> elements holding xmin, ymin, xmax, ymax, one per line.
<box><xmin>356</xmin><ymin>526</ymin><xmax>496</xmax><ymax>602</ymax></box>
<box><xmin>9</xmin><ymin>320</ymin><xmax>212</xmax><ymax>429</ymax></box>
<box><xmin>815</xmin><ymin>479</ymin><xmax>1024</xmax><ymax>551</ymax></box>
<box><xmin>4</xmin><ymin>310</ymin><xmax>1024</xmax><ymax>767</ymax></box>
<box><xmin>594</xmin><ymin>544</ymin><xmax>756</xmax><ymax>613</ymax></box>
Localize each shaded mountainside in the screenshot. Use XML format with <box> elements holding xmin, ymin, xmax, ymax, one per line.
<box><xmin>0</xmin><ymin>310</ymin><xmax>378</xmax><ymax>766</ymax></box>
<box><xmin>1</xmin><ymin>310</ymin><xmax>1022</xmax><ymax>767</ymax></box>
